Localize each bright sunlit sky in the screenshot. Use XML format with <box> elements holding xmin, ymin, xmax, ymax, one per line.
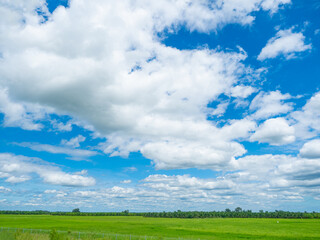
<box><xmin>0</xmin><ymin>0</ymin><xmax>320</xmax><ymax>212</ymax></box>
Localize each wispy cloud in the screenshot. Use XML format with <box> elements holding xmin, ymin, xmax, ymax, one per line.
<box><xmin>258</xmin><ymin>28</ymin><xmax>311</xmax><ymax>60</ymax></box>
<box><xmin>123</xmin><ymin>167</ymin><xmax>137</xmax><ymax>172</ymax></box>
<box><xmin>14</xmin><ymin>142</ymin><xmax>99</xmax><ymax>161</ymax></box>
<box><xmin>0</xmin><ymin>153</ymin><xmax>95</xmax><ymax>187</ymax></box>
<box><xmin>249</xmin><ymin>91</ymin><xmax>293</xmax><ymax>119</ymax></box>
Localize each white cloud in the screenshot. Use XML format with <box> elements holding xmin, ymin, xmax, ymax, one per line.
<box><xmin>275</xmin><ymin>158</ymin><xmax>320</xmax><ymax>187</ymax></box>
<box><xmin>0</xmin><ymin>88</ymin><xmax>48</xmax><ymax>130</ymax></box>
<box><xmin>300</xmin><ymin>139</ymin><xmax>320</xmax><ymax>159</ymax></box>
<box><xmin>123</xmin><ymin>167</ymin><xmax>137</xmax><ymax>172</ymax></box>
<box><xmin>5</xmin><ymin>175</ymin><xmax>31</xmax><ymax>183</ymax></box>
<box><xmin>0</xmin><ymin>186</ymin><xmax>11</xmax><ymax>192</ymax></box>
<box><xmin>291</xmin><ymin>92</ymin><xmax>320</xmax><ymax>139</ymax></box>
<box><xmin>41</xmin><ymin>171</ymin><xmax>94</xmax><ymax>187</ymax></box>
<box><xmin>50</xmin><ymin>119</ymin><xmax>73</xmax><ymax>132</ymax></box>
<box><xmin>230</xmin><ymin>85</ymin><xmax>257</xmax><ymax>98</ymax></box>
<box><xmin>121</xmin><ymin>180</ymin><xmax>132</xmax><ymax>184</ymax></box>
<box><xmin>143</xmin><ymin>174</ymin><xmax>234</xmax><ymax>191</ymax></box>
<box><xmin>29</xmin><ymin>158</ymin><xmax>320</xmax><ymax>211</ymax></box>
<box><xmin>258</xmin><ymin>28</ymin><xmax>311</xmax><ymax>60</ymax></box>
<box><xmin>234</xmin><ymin>154</ymin><xmax>320</xmax><ymax>193</ymax></box>
<box><xmin>15</xmin><ymin>142</ymin><xmax>98</xmax><ymax>160</ymax></box>
<box><xmin>261</xmin><ymin>0</ymin><xmax>291</xmax><ymax>13</ymax></box>
<box><xmin>74</xmin><ymin>170</ymin><xmax>88</xmax><ymax>175</ymax></box>
<box><xmin>0</xmin><ymin>153</ymin><xmax>95</xmax><ymax>187</ymax></box>
<box><xmin>141</xmin><ymin>139</ymin><xmax>246</xmax><ymax>170</ymax></box>
<box><xmin>72</xmin><ymin>191</ymin><xmax>97</xmax><ymax>198</ymax></box>
<box><xmin>44</xmin><ymin>189</ymin><xmax>58</xmax><ymax>194</ymax></box>
<box><xmin>61</xmin><ymin>135</ymin><xmax>86</xmax><ymax>148</ymax></box>
<box><xmin>36</xmin><ymin>174</ymin><xmax>240</xmax><ymax>210</ymax></box>
<box><xmin>250</xmin><ymin>90</ymin><xmax>293</xmax><ymax>119</ymax></box>
<box><xmin>250</xmin><ymin>117</ymin><xmax>295</xmax><ymax>145</ymax></box>
<box><xmin>11</xmin><ymin>152</ymin><xmax>320</xmax><ymax>211</ymax></box>
<box><xmin>0</xmin><ymin>0</ymin><xmax>291</xmax><ymax>171</ymax></box>
<box><xmin>210</xmin><ymin>101</ymin><xmax>229</xmax><ymax>117</ymax></box>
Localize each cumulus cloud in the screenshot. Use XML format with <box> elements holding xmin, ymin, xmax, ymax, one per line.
<box><xmin>299</xmin><ymin>139</ymin><xmax>320</xmax><ymax>159</ymax></box>
<box><xmin>5</xmin><ymin>175</ymin><xmax>31</xmax><ymax>183</ymax></box>
<box><xmin>291</xmin><ymin>92</ymin><xmax>320</xmax><ymax>139</ymax></box>
<box><xmin>33</xmin><ymin>174</ymin><xmax>239</xmax><ymax>210</ymax></box>
<box><xmin>233</xmin><ymin>154</ymin><xmax>320</xmax><ymax>197</ymax></box>
<box><xmin>275</xmin><ymin>158</ymin><xmax>320</xmax><ymax>187</ymax></box>
<box><xmin>143</xmin><ymin>174</ymin><xmax>234</xmax><ymax>191</ymax></box>
<box><xmin>250</xmin><ymin>91</ymin><xmax>293</xmax><ymax>119</ymax></box>
<box><xmin>250</xmin><ymin>117</ymin><xmax>295</xmax><ymax>145</ymax></box>
<box><xmin>4</xmin><ymin>1</ymin><xmax>318</xmax><ymax>210</ymax></box>
<box><xmin>41</xmin><ymin>171</ymin><xmax>94</xmax><ymax>187</ymax></box>
<box><xmin>0</xmin><ymin>153</ymin><xmax>95</xmax><ymax>187</ymax></box>
<box><xmin>26</xmin><ymin>159</ymin><xmax>320</xmax><ymax>211</ymax></box>
<box><xmin>50</xmin><ymin>119</ymin><xmax>73</xmax><ymax>132</ymax></box>
<box><xmin>0</xmin><ymin>0</ymin><xmax>291</xmax><ymax>170</ymax></box>
<box><xmin>0</xmin><ymin>88</ymin><xmax>48</xmax><ymax>130</ymax></box>
<box><xmin>141</xmin><ymin>140</ymin><xmax>245</xmax><ymax>170</ymax></box>
<box><xmin>258</xmin><ymin>28</ymin><xmax>311</xmax><ymax>61</ymax></box>
<box><xmin>61</xmin><ymin>135</ymin><xmax>86</xmax><ymax>148</ymax></box>
<box><xmin>230</xmin><ymin>85</ymin><xmax>257</xmax><ymax>98</ymax></box>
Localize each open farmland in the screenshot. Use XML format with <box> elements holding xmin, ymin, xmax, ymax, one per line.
<box><xmin>1</xmin><ymin>215</ymin><xmax>320</xmax><ymax>240</ymax></box>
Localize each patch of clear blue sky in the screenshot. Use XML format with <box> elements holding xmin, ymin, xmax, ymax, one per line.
<box><xmin>46</xmin><ymin>0</ymin><xmax>68</xmax><ymax>13</ymax></box>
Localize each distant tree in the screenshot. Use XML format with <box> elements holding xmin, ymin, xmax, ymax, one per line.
<box><xmin>72</xmin><ymin>208</ymin><xmax>80</xmax><ymax>213</ymax></box>
<box><xmin>235</xmin><ymin>207</ymin><xmax>242</xmax><ymax>212</ymax></box>
<box><xmin>122</xmin><ymin>210</ymin><xmax>129</xmax><ymax>215</ymax></box>
<box><xmin>0</xmin><ymin>209</ymin><xmax>319</xmax><ymax>219</ymax></box>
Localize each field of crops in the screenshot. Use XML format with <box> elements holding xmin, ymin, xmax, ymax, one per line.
<box><xmin>0</xmin><ymin>215</ymin><xmax>320</xmax><ymax>239</ymax></box>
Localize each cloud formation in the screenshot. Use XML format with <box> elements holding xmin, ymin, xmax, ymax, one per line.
<box><xmin>2</xmin><ymin>0</ymin><xmax>320</xmax><ymax>212</ymax></box>
<box><xmin>0</xmin><ymin>88</ymin><xmax>48</xmax><ymax>130</ymax></box>
<box><xmin>249</xmin><ymin>91</ymin><xmax>293</xmax><ymax>120</ymax></box>
<box><xmin>15</xmin><ymin>142</ymin><xmax>98</xmax><ymax>160</ymax></box>
<box><xmin>0</xmin><ymin>153</ymin><xmax>95</xmax><ymax>186</ymax></box>
<box><xmin>250</xmin><ymin>117</ymin><xmax>295</xmax><ymax>145</ymax></box>
<box><xmin>258</xmin><ymin>28</ymin><xmax>311</xmax><ymax>60</ymax></box>
<box><xmin>15</xmin><ymin>157</ymin><xmax>319</xmax><ymax>211</ymax></box>
<box><xmin>0</xmin><ymin>0</ymin><xmax>289</xmax><ymax>170</ymax></box>
<box><xmin>300</xmin><ymin>139</ymin><xmax>320</xmax><ymax>159</ymax></box>
<box><xmin>292</xmin><ymin>92</ymin><xmax>320</xmax><ymax>139</ymax></box>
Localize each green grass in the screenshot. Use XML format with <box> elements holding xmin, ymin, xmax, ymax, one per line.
<box><xmin>0</xmin><ymin>215</ymin><xmax>320</xmax><ymax>239</ymax></box>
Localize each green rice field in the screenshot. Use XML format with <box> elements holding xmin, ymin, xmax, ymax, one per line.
<box><xmin>0</xmin><ymin>215</ymin><xmax>320</xmax><ymax>239</ymax></box>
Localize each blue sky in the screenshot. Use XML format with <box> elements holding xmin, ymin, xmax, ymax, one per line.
<box><xmin>0</xmin><ymin>0</ymin><xmax>320</xmax><ymax>212</ymax></box>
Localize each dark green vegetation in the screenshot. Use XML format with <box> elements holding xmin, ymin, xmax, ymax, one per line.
<box><xmin>1</xmin><ymin>215</ymin><xmax>320</xmax><ymax>239</ymax></box>
<box><xmin>1</xmin><ymin>209</ymin><xmax>320</xmax><ymax>218</ymax></box>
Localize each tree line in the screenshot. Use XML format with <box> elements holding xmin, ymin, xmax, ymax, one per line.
<box><xmin>0</xmin><ymin>208</ymin><xmax>319</xmax><ymax>219</ymax></box>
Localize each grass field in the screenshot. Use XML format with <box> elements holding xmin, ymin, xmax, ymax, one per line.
<box><xmin>0</xmin><ymin>215</ymin><xmax>320</xmax><ymax>240</ymax></box>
